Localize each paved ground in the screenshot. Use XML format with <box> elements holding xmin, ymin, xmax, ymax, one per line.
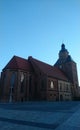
<box><xmin>0</xmin><ymin>101</ymin><xmax>80</xmax><ymax>130</ymax></box>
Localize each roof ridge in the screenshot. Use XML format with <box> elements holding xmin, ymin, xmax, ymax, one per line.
<box><xmin>31</xmin><ymin>57</ymin><xmax>53</xmax><ymax>68</ymax></box>
<box><xmin>28</xmin><ymin>57</ymin><xmax>46</xmax><ymax>74</ymax></box>
<box><xmin>3</xmin><ymin>55</ymin><xmax>33</xmax><ymax>71</ymax></box>
<box><xmin>29</xmin><ymin>57</ymin><xmax>68</xmax><ymax>81</ymax></box>
<box><xmin>13</xmin><ymin>55</ymin><xmax>27</xmax><ymax>61</ymax></box>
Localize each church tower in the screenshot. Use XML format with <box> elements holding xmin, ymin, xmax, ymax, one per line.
<box><xmin>54</xmin><ymin>44</ymin><xmax>79</xmax><ymax>99</ymax></box>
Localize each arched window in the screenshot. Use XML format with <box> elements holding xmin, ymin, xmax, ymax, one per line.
<box><xmin>10</xmin><ymin>73</ymin><xmax>16</xmax><ymax>87</ymax></box>
<box><xmin>20</xmin><ymin>73</ymin><xmax>25</xmax><ymax>93</ymax></box>
<box><xmin>9</xmin><ymin>73</ymin><xmax>16</xmax><ymax>102</ymax></box>
<box><xmin>10</xmin><ymin>73</ymin><xmax>16</xmax><ymax>92</ymax></box>
<box><xmin>50</xmin><ymin>81</ymin><xmax>54</xmax><ymax>89</ymax></box>
<box><xmin>20</xmin><ymin>73</ymin><xmax>24</xmax><ymax>82</ymax></box>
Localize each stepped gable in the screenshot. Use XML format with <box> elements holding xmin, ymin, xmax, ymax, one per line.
<box><xmin>29</xmin><ymin>57</ymin><xmax>69</xmax><ymax>81</ymax></box>
<box><xmin>3</xmin><ymin>55</ymin><xmax>33</xmax><ymax>72</ymax></box>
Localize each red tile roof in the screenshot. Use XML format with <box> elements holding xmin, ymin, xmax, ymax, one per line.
<box><xmin>3</xmin><ymin>56</ymin><xmax>33</xmax><ymax>72</ymax></box>
<box><xmin>29</xmin><ymin>57</ymin><xmax>69</xmax><ymax>81</ymax></box>
<box><xmin>3</xmin><ymin>55</ymin><xmax>69</xmax><ymax>81</ymax></box>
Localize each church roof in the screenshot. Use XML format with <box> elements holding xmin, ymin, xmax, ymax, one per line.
<box><xmin>29</xmin><ymin>57</ymin><xmax>69</xmax><ymax>81</ymax></box>
<box><xmin>3</xmin><ymin>56</ymin><xmax>33</xmax><ymax>72</ymax></box>
<box><xmin>3</xmin><ymin>55</ymin><xmax>69</xmax><ymax>81</ymax></box>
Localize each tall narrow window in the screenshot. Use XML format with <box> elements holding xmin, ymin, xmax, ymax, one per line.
<box><xmin>20</xmin><ymin>73</ymin><xmax>24</xmax><ymax>83</ymax></box>
<box><xmin>50</xmin><ymin>81</ymin><xmax>54</xmax><ymax>89</ymax></box>
<box><xmin>20</xmin><ymin>73</ymin><xmax>25</xmax><ymax>93</ymax></box>
<box><xmin>29</xmin><ymin>75</ymin><xmax>32</xmax><ymax>93</ymax></box>
<box><xmin>10</xmin><ymin>73</ymin><xmax>16</xmax><ymax>88</ymax></box>
<box><xmin>9</xmin><ymin>73</ymin><xmax>16</xmax><ymax>102</ymax></box>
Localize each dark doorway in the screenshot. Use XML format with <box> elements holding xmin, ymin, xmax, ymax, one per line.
<box><xmin>60</xmin><ymin>94</ymin><xmax>63</xmax><ymax>101</ymax></box>
<box><xmin>21</xmin><ymin>98</ymin><xmax>24</xmax><ymax>102</ymax></box>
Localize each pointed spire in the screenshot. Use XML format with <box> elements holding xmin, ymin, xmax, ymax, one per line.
<box><xmin>59</xmin><ymin>43</ymin><xmax>69</xmax><ymax>59</ymax></box>
<box><xmin>61</xmin><ymin>43</ymin><xmax>65</xmax><ymax>50</ymax></box>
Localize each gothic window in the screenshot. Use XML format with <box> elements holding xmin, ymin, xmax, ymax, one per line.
<box><xmin>29</xmin><ymin>75</ymin><xmax>32</xmax><ymax>93</ymax></box>
<box><xmin>20</xmin><ymin>73</ymin><xmax>25</xmax><ymax>93</ymax></box>
<box><xmin>21</xmin><ymin>80</ymin><xmax>25</xmax><ymax>93</ymax></box>
<box><xmin>20</xmin><ymin>73</ymin><xmax>24</xmax><ymax>82</ymax></box>
<box><xmin>50</xmin><ymin>81</ymin><xmax>54</xmax><ymax>89</ymax></box>
<box><xmin>10</xmin><ymin>73</ymin><xmax>16</xmax><ymax>93</ymax></box>
<box><xmin>10</xmin><ymin>73</ymin><xmax>16</xmax><ymax>87</ymax></box>
<box><xmin>48</xmin><ymin>80</ymin><xmax>54</xmax><ymax>89</ymax></box>
<box><xmin>9</xmin><ymin>73</ymin><xmax>16</xmax><ymax>102</ymax></box>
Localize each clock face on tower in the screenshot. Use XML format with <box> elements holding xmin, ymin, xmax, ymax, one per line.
<box><xmin>59</xmin><ymin>65</ymin><xmax>62</xmax><ymax>68</ymax></box>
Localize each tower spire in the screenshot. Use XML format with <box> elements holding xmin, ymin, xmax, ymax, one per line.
<box><xmin>59</xmin><ymin>43</ymin><xmax>69</xmax><ymax>59</ymax></box>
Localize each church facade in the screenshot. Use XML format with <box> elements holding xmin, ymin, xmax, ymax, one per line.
<box><xmin>0</xmin><ymin>44</ymin><xmax>79</xmax><ymax>102</ymax></box>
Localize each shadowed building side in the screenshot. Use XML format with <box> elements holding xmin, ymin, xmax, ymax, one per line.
<box><xmin>0</xmin><ymin>56</ymin><xmax>35</xmax><ymax>102</ymax></box>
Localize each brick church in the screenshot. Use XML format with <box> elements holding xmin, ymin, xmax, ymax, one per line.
<box><xmin>0</xmin><ymin>44</ymin><xmax>79</xmax><ymax>102</ymax></box>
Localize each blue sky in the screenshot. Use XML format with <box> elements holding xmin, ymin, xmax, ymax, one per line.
<box><xmin>0</xmin><ymin>0</ymin><xmax>80</xmax><ymax>85</ymax></box>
